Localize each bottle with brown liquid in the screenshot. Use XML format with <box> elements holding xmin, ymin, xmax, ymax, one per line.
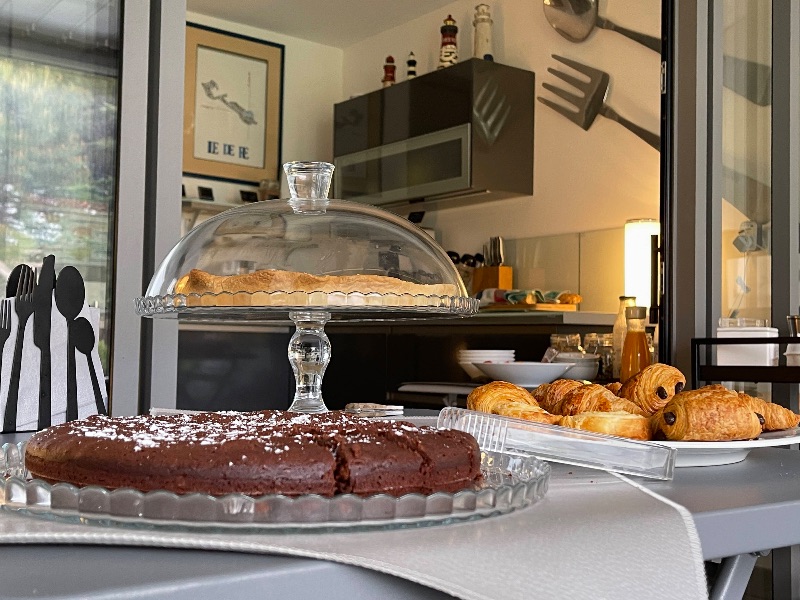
<box><xmin>612</xmin><ymin>296</ymin><xmax>636</xmax><ymax>378</ymax></box>
<box><xmin>620</xmin><ymin>306</ymin><xmax>651</xmax><ymax>383</ymax></box>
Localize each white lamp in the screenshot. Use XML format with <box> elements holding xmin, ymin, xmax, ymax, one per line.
<box><xmin>624</xmin><ymin>219</ymin><xmax>660</xmax><ymax>309</ymax></box>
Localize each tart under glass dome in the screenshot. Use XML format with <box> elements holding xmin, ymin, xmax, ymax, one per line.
<box><xmin>137</xmin><ymin>161</ymin><xmax>477</xmax><ymax>413</ymax></box>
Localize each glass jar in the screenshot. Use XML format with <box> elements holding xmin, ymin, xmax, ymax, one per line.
<box><xmin>550</xmin><ymin>333</ymin><xmax>583</xmax><ymax>353</ymax></box>
<box><xmin>596</xmin><ymin>333</ymin><xmax>615</xmax><ymax>380</ymax></box>
<box><xmin>612</xmin><ymin>296</ymin><xmax>636</xmax><ymax>378</ymax></box>
<box><xmin>583</xmin><ymin>333</ymin><xmax>599</xmax><ymax>354</ymax></box>
<box><xmin>621</xmin><ymin>306</ymin><xmax>651</xmax><ymax>383</ymax></box>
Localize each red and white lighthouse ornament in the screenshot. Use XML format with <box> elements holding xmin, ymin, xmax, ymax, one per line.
<box><xmin>438</xmin><ymin>15</ymin><xmax>458</xmax><ymax>69</ymax></box>
<box><xmin>381</xmin><ymin>56</ymin><xmax>396</xmax><ymax>87</ymax></box>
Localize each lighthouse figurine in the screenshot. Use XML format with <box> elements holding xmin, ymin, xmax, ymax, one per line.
<box><xmin>407</xmin><ymin>52</ymin><xmax>417</xmax><ymax>79</ymax></box>
<box><xmin>473</xmin><ymin>4</ymin><xmax>493</xmax><ymax>60</ymax></box>
<box><xmin>381</xmin><ymin>56</ymin><xmax>396</xmax><ymax>87</ymax></box>
<box><xmin>438</xmin><ymin>15</ymin><xmax>458</xmax><ymax>69</ymax></box>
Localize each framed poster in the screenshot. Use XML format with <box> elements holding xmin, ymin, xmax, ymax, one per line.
<box><xmin>183</xmin><ymin>23</ymin><xmax>284</xmax><ymax>184</ymax></box>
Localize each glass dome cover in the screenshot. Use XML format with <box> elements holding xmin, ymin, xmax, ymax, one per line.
<box><xmin>137</xmin><ymin>162</ymin><xmax>475</xmax><ymax>320</ymax></box>
<box><xmin>137</xmin><ymin>162</ymin><xmax>477</xmax><ymax>414</ymax></box>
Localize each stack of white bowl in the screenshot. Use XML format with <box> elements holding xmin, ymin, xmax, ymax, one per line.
<box><xmin>458</xmin><ymin>349</ymin><xmax>515</xmax><ymax>379</ymax></box>
<box><xmin>553</xmin><ymin>351</ymin><xmax>600</xmax><ymax>381</ymax></box>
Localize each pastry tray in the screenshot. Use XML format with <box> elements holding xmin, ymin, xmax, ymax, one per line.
<box><xmin>1</xmin><ymin>442</ymin><xmax>549</xmax><ymax>533</ymax></box>
<box><xmin>437</xmin><ymin>408</ymin><xmax>676</xmax><ymax>480</ymax></box>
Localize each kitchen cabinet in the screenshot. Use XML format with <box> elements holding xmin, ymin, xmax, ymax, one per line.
<box><xmin>333</xmin><ymin>58</ymin><xmax>534</xmax><ymax>213</ymax></box>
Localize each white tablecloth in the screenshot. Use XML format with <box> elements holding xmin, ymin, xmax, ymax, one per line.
<box><xmin>0</xmin><ymin>465</ymin><xmax>707</xmax><ymax>600</ymax></box>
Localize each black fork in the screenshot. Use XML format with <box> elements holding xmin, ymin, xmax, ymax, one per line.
<box><xmin>3</xmin><ymin>267</ymin><xmax>36</xmax><ymax>432</ymax></box>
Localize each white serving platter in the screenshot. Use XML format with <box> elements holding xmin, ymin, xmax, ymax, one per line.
<box><xmin>659</xmin><ymin>428</ymin><xmax>800</xmax><ymax>467</ymax></box>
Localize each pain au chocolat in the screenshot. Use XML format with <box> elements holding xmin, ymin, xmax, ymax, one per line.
<box><xmin>468</xmin><ymin>365</ymin><xmax>800</xmax><ymax>442</ymax></box>
<box><xmin>24</xmin><ymin>411</ymin><xmax>483</xmax><ymax>497</ymax></box>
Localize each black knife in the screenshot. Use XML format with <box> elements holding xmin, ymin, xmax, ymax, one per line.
<box><xmin>33</xmin><ymin>255</ymin><xmax>56</xmax><ymax>429</ymax></box>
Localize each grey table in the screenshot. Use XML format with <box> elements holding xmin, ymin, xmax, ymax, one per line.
<box><xmin>2</xmin><ymin>432</ymin><xmax>799</xmax><ymax>600</ymax></box>
<box><xmin>643</xmin><ymin>446</ymin><xmax>800</xmax><ymax>600</ymax></box>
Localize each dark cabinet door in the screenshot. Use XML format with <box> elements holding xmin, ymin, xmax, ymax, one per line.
<box><xmin>177</xmin><ymin>330</ymin><xmax>292</xmax><ymax>412</ymax></box>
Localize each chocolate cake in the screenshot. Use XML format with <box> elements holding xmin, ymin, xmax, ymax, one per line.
<box><xmin>24</xmin><ymin>411</ymin><xmax>483</xmax><ymax>497</ymax></box>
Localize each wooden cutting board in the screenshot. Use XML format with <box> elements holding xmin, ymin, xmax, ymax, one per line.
<box><xmin>480</xmin><ymin>303</ymin><xmax>577</xmax><ymax>312</ymax></box>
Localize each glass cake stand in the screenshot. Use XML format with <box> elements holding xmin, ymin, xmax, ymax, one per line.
<box><xmin>1</xmin><ymin>442</ymin><xmax>550</xmax><ymax>533</ymax></box>
<box><xmin>136</xmin><ymin>162</ymin><xmax>478</xmax><ymax>413</ymax></box>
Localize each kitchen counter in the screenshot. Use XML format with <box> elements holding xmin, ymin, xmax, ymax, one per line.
<box><xmin>177</xmin><ymin>311</ymin><xmax>615</xmax><ymax>331</ymax></box>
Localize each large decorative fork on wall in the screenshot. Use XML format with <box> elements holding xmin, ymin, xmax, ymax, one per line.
<box><xmin>537</xmin><ymin>54</ymin><xmax>660</xmax><ymax>151</ymax></box>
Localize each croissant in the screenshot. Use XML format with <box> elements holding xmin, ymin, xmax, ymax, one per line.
<box><xmin>491</xmin><ymin>400</ymin><xmax>562</xmax><ymax>425</ymax></box>
<box><xmin>553</xmin><ymin>384</ymin><xmax>647</xmax><ymax>417</ymax></box>
<box><xmin>467</xmin><ymin>381</ymin><xmax>538</xmax><ymax>414</ymax></box>
<box><xmin>467</xmin><ymin>382</ymin><xmax>560</xmax><ymax>425</ymax></box>
<box><xmin>605</xmin><ymin>382</ymin><xmax>623</xmax><ymax>395</ymax></box>
<box><xmin>532</xmin><ymin>379</ymin><xmax>583</xmax><ymax>413</ymax></box>
<box><xmin>559</xmin><ymin>411</ymin><xmax>651</xmax><ymax>440</ymax></box>
<box><xmin>739</xmin><ymin>393</ymin><xmax>800</xmax><ymax>431</ymax></box>
<box><xmin>651</xmin><ymin>387</ymin><xmax>762</xmax><ymax>441</ymax></box>
<box><xmin>618</xmin><ymin>363</ymin><xmax>686</xmax><ymax>415</ymax></box>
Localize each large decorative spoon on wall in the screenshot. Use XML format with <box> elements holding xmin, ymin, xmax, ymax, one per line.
<box><xmin>542</xmin><ymin>0</ymin><xmax>772</xmax><ymax>106</ymax></box>
<box><xmin>543</xmin><ymin>0</ymin><xmax>661</xmax><ymax>52</ymax></box>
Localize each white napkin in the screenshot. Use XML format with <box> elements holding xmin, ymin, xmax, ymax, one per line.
<box><xmin>0</xmin><ymin>466</ymin><xmax>708</xmax><ymax>600</ymax></box>
<box><xmin>0</xmin><ymin>297</ymin><xmax>107</xmax><ymax>431</ymax></box>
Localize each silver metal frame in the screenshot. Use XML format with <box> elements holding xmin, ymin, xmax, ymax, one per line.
<box><xmin>670</xmin><ymin>2</ymin><xmax>800</xmax><ymax>597</ymax></box>
<box><xmin>110</xmin><ymin>0</ymin><xmax>183</xmax><ymax>416</ymax></box>
<box><xmin>110</xmin><ymin>0</ymin><xmax>151</xmax><ymax>416</ymax></box>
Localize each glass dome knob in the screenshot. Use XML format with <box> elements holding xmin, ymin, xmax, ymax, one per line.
<box><xmin>284</xmin><ymin>161</ymin><xmax>334</xmax><ymax>214</ymax></box>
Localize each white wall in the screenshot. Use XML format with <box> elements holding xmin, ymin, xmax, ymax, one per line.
<box><xmin>341</xmin><ymin>0</ymin><xmax>661</xmax><ymax>256</ymax></box>
<box><xmin>183</xmin><ymin>12</ymin><xmax>344</xmax><ymax>204</ymax></box>
<box><xmin>183</xmin><ymin>1</ymin><xmax>660</xmax><ymax>311</ymax></box>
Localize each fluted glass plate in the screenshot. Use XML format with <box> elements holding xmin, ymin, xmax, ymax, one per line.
<box><xmin>134</xmin><ymin>290</ymin><xmax>478</xmax><ymax>321</ymax></box>
<box><xmin>1</xmin><ymin>442</ymin><xmax>549</xmax><ymax>534</ymax></box>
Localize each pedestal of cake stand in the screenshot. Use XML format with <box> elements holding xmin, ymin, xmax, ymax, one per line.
<box><xmin>287</xmin><ymin>310</ymin><xmax>332</xmax><ymax>413</ymax></box>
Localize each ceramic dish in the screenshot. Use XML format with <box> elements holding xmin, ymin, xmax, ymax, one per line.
<box><xmin>474</xmin><ymin>361</ymin><xmax>576</xmax><ymax>387</ymax></box>
<box><xmin>458</xmin><ymin>361</ymin><xmax>487</xmax><ymax>380</ymax></box>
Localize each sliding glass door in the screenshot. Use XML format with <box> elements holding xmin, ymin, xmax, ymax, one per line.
<box><xmin>0</xmin><ymin>1</ymin><xmax>184</xmax><ymax>417</ymax></box>
<box><xmin>0</xmin><ymin>1</ymin><xmax>121</xmax><ymax>373</ymax></box>
<box><xmin>667</xmin><ymin>2</ymin><xmax>799</xmax><ymax>597</ymax></box>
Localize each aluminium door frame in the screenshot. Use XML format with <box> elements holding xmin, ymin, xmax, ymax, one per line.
<box><xmin>110</xmin><ymin>0</ymin><xmax>183</xmax><ymax>416</ymax></box>
<box><xmin>668</xmin><ymin>2</ymin><xmax>800</xmax><ymax>598</ymax></box>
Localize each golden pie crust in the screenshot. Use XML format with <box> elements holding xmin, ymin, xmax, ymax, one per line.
<box><xmin>173</xmin><ymin>268</ymin><xmax>459</xmax><ymax>306</ymax></box>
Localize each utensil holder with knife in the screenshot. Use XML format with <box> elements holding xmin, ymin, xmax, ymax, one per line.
<box><xmin>0</xmin><ymin>256</ymin><xmax>107</xmax><ymax>432</ymax></box>
<box><xmin>471</xmin><ymin>265</ymin><xmax>514</xmax><ymax>295</ymax></box>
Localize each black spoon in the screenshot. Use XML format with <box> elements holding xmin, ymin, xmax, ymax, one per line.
<box><xmin>54</xmin><ymin>266</ymin><xmax>85</xmax><ymax>422</ymax></box>
<box><xmin>73</xmin><ymin>316</ymin><xmax>106</xmax><ymax>416</ymax></box>
<box><xmin>5</xmin><ymin>263</ymin><xmax>31</xmax><ymax>299</ymax></box>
